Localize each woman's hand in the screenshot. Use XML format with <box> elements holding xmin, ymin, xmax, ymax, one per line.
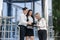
<box><xmin>27</xmin><ymin>21</ymin><xmax>32</xmax><ymax>25</ymax></box>
<box><xmin>37</xmin><ymin>24</ymin><xmax>40</xmax><ymax>28</ymax></box>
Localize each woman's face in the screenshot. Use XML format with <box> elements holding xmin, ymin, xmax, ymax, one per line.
<box><xmin>35</xmin><ymin>14</ymin><xmax>40</xmax><ymax>19</ymax></box>
<box><xmin>29</xmin><ymin>11</ymin><xmax>32</xmax><ymax>16</ymax></box>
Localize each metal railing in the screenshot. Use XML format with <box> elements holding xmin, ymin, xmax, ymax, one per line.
<box><xmin>3</xmin><ymin>1</ymin><xmax>24</xmax><ymax>40</ymax></box>
<box><xmin>0</xmin><ymin>16</ymin><xmax>20</xmax><ymax>40</ymax></box>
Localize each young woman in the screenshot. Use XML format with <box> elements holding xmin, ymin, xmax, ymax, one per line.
<box><xmin>25</xmin><ymin>10</ymin><xmax>34</xmax><ymax>40</ymax></box>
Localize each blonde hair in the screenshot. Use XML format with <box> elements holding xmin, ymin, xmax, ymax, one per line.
<box><xmin>35</xmin><ymin>13</ymin><xmax>40</xmax><ymax>16</ymax></box>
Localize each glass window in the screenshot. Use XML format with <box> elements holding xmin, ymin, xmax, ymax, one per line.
<box><xmin>3</xmin><ymin>2</ymin><xmax>7</xmax><ymax>16</ymax></box>
<box><xmin>12</xmin><ymin>3</ymin><xmax>24</xmax><ymax>22</ymax></box>
<box><xmin>26</xmin><ymin>2</ymin><xmax>32</xmax><ymax>9</ymax></box>
<box><xmin>35</xmin><ymin>0</ymin><xmax>42</xmax><ymax>17</ymax></box>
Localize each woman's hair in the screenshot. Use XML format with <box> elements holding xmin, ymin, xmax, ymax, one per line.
<box><xmin>26</xmin><ymin>9</ymin><xmax>33</xmax><ymax>21</ymax></box>
<box><xmin>35</xmin><ymin>12</ymin><xmax>40</xmax><ymax>16</ymax></box>
<box><xmin>27</xmin><ymin>9</ymin><xmax>33</xmax><ymax>17</ymax></box>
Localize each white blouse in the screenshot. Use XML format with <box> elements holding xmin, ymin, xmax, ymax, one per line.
<box><xmin>37</xmin><ymin>18</ymin><xmax>47</xmax><ymax>30</ymax></box>
<box><xmin>28</xmin><ymin>16</ymin><xmax>33</xmax><ymax>23</ymax></box>
<box><xmin>27</xmin><ymin>16</ymin><xmax>33</xmax><ymax>28</ymax></box>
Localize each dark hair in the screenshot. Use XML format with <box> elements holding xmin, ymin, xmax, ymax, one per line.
<box><xmin>26</xmin><ymin>9</ymin><xmax>33</xmax><ymax>21</ymax></box>
<box><xmin>22</xmin><ymin>7</ymin><xmax>27</xmax><ymax>10</ymax></box>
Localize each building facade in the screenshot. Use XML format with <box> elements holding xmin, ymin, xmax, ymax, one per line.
<box><xmin>0</xmin><ymin>0</ymin><xmax>54</xmax><ymax>40</ymax></box>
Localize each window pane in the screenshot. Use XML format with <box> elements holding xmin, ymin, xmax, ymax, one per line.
<box><xmin>3</xmin><ymin>2</ymin><xmax>7</xmax><ymax>16</ymax></box>
<box><xmin>35</xmin><ymin>0</ymin><xmax>42</xmax><ymax>17</ymax></box>
<box><xmin>26</xmin><ymin>3</ymin><xmax>32</xmax><ymax>9</ymax></box>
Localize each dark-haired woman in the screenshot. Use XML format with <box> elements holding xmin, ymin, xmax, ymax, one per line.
<box><xmin>25</xmin><ymin>10</ymin><xmax>34</xmax><ymax>40</ymax></box>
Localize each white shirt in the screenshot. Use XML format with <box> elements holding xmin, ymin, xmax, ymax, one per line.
<box><xmin>18</xmin><ymin>13</ymin><xmax>27</xmax><ymax>26</ymax></box>
<box><xmin>37</xmin><ymin>18</ymin><xmax>47</xmax><ymax>30</ymax></box>
<box><xmin>28</xmin><ymin>16</ymin><xmax>33</xmax><ymax>23</ymax></box>
<box><xmin>27</xmin><ymin>16</ymin><xmax>33</xmax><ymax>28</ymax></box>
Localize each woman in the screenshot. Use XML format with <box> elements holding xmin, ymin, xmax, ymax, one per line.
<box><xmin>35</xmin><ymin>13</ymin><xmax>47</xmax><ymax>40</ymax></box>
<box><xmin>25</xmin><ymin>10</ymin><xmax>34</xmax><ymax>40</ymax></box>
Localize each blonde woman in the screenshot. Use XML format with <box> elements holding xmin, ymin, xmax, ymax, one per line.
<box><xmin>35</xmin><ymin>13</ymin><xmax>47</xmax><ymax>40</ymax></box>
